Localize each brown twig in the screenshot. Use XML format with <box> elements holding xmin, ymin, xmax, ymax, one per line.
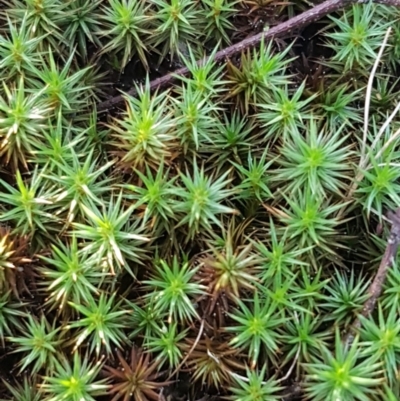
<box><xmin>97</xmin><ymin>0</ymin><xmax>400</xmax><ymax>112</ymax></box>
<box><xmin>345</xmin><ymin>207</ymin><xmax>400</xmax><ymax>345</ymax></box>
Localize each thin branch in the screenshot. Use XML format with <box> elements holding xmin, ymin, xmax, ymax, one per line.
<box><xmin>97</xmin><ymin>0</ymin><xmax>400</xmax><ymax>112</ymax></box>
<box><xmin>345</xmin><ymin>207</ymin><xmax>400</xmax><ymax>346</ymax></box>
<box><xmin>369</xmin><ymin>100</ymin><xmax>400</xmax><ymax>157</ymax></box>
<box><xmin>277</xmin><ymin>347</ymin><xmax>301</xmax><ymax>384</ymax></box>
<box><xmin>228</xmin><ymin>340</ymin><xmax>299</xmax><ymax>386</ymax></box>
<box><xmin>336</xmin><ymin>26</ymin><xmax>393</xmax><ymax>220</ymax></box>
<box><xmin>166</xmin><ymin>318</ymin><xmax>205</xmax><ymax>381</ymax></box>
<box><xmin>373</xmin><ymin>125</ymin><xmax>400</xmax><ymax>162</ymax></box>
<box><xmin>361</xmin><ymin>27</ymin><xmax>392</xmax><ymax>164</ymax></box>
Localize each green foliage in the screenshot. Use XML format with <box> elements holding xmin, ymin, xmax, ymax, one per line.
<box><xmin>318</xmin><ymin>83</ymin><xmax>363</xmax><ymax>130</ymax></box>
<box><xmin>0</xmin><ymin>14</ymin><xmax>43</xmax><ymax>79</ymax></box>
<box><xmin>326</xmin><ymin>3</ymin><xmax>389</xmax><ymax>71</ymax></box>
<box><xmin>29</xmin><ymin>111</ymin><xmax>85</xmax><ymax>171</ymax></box>
<box><xmin>277</xmin><ymin>189</ymin><xmax>344</xmax><ymax>265</ymax></box>
<box><xmin>72</xmin><ymin>192</ymin><xmax>149</xmax><ymax>276</ymax></box>
<box><xmin>0</xmin><ymin>168</ymin><xmax>58</xmax><ymax>237</ymax></box>
<box><xmin>173</xmin><ymin>84</ymin><xmax>221</xmax><ymax>151</ymax></box>
<box><xmin>227</xmin><ymin>292</ymin><xmax>284</xmax><ymax>368</ymax></box>
<box><xmin>101</xmin><ymin>0</ymin><xmax>152</xmax><ymax>69</ymax></box>
<box><xmin>357</xmin><ymin>154</ymin><xmax>400</xmax><ymax>219</ymax></box>
<box><xmin>176</xmin><ymin>162</ymin><xmax>237</xmax><ymax>240</ymax></box>
<box><xmin>68</xmin><ymin>292</ymin><xmax>128</xmax><ymax>355</ymax></box>
<box><xmin>40</xmin><ymin>352</ymin><xmax>109</xmax><ymax>401</ymax></box>
<box><xmin>281</xmin><ymin>311</ymin><xmax>331</xmax><ymax>372</ymax></box>
<box><xmin>202</xmin><ymin>235</ymin><xmax>262</xmax><ymax>300</ymax></box>
<box><xmin>108</xmin><ymin>81</ymin><xmax>177</xmax><ymax>170</ymax></box>
<box><xmin>304</xmin><ymin>330</ymin><xmax>383</xmax><ymax>401</ymax></box>
<box><xmin>370</xmin><ymin>75</ymin><xmax>399</xmax><ymax>112</ymax></box>
<box><xmin>143</xmin><ymin>256</ymin><xmax>206</xmax><ymax>323</ymax></box>
<box><xmin>321</xmin><ymin>270</ymin><xmax>370</xmax><ymax>326</ymax></box>
<box><xmin>226</xmin><ymin>39</ymin><xmax>293</xmax><ymax>113</ymax></box>
<box><xmin>5</xmin><ymin>0</ymin><xmax>67</xmax><ymax>52</ymax></box>
<box><xmin>360</xmin><ymin>304</ymin><xmax>400</xmax><ymax>386</ymax></box>
<box><xmin>264</xmin><ymin>273</ymin><xmax>308</xmax><ymax>317</ymax></box>
<box><xmin>272</xmin><ymin>119</ymin><xmax>353</xmax><ymax>196</ymax></box>
<box><xmin>40</xmin><ymin>236</ymin><xmax>108</xmax><ymax>310</ymax></box>
<box><xmin>0</xmin><ymin>77</ymin><xmax>52</xmax><ymax>169</ymax></box>
<box><xmin>1</xmin><ymin>377</ymin><xmax>41</xmax><ymax>401</ymax></box>
<box><xmin>256</xmin><ymin>81</ymin><xmax>316</xmax><ymax>141</ymax></box>
<box><xmin>204</xmin><ymin>112</ymin><xmax>255</xmax><ymax>168</ymax></box>
<box><xmin>45</xmin><ymin>147</ymin><xmax>114</xmax><ymax>224</ymax></box>
<box><xmin>146</xmin><ymin>322</ymin><xmax>187</xmax><ymax>369</ymax></box>
<box><xmin>294</xmin><ymin>266</ymin><xmax>329</xmax><ymax>312</ymax></box>
<box><xmin>201</xmin><ymin>0</ymin><xmax>237</xmax><ymax>45</ymax></box>
<box><xmin>173</xmin><ymin>45</ymin><xmax>227</xmax><ymax>98</ymax></box>
<box><xmin>0</xmin><ymin>2</ymin><xmax>399</xmax><ymax>400</ymax></box>
<box><xmin>387</xmin><ymin>19</ymin><xmax>400</xmax><ymax>68</ymax></box>
<box><xmin>382</xmin><ymin>259</ymin><xmax>400</xmax><ymax>310</ymax></box>
<box><xmin>233</xmin><ymin>149</ymin><xmax>273</xmax><ymax>203</ymax></box>
<box><xmin>150</xmin><ymin>0</ymin><xmax>203</xmax><ymax>62</ymax></box>
<box><xmin>0</xmin><ymin>291</ymin><xmax>26</xmax><ymax>347</ymax></box>
<box><xmin>8</xmin><ymin>314</ymin><xmax>62</xmax><ymax>374</ymax></box>
<box><xmin>254</xmin><ymin>219</ymin><xmax>309</xmax><ymax>283</ymax></box>
<box><xmin>63</xmin><ymin>0</ymin><xmax>103</xmax><ymax>60</ymax></box>
<box><xmin>30</xmin><ymin>50</ymin><xmax>93</xmax><ymax>112</ymax></box>
<box><xmin>123</xmin><ymin>163</ymin><xmax>178</xmax><ymax>233</ymax></box>
<box><xmin>228</xmin><ymin>366</ymin><xmax>282</xmax><ymax>401</ymax></box>
<box><xmin>128</xmin><ymin>299</ymin><xmax>165</xmax><ymax>340</ymax></box>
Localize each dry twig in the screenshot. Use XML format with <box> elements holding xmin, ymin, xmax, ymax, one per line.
<box><xmin>97</xmin><ymin>0</ymin><xmax>400</xmax><ymax>112</ymax></box>
<box><xmin>166</xmin><ymin>318</ymin><xmax>205</xmax><ymax>381</ymax></box>
<box><xmin>345</xmin><ymin>208</ymin><xmax>400</xmax><ymax>345</ymax></box>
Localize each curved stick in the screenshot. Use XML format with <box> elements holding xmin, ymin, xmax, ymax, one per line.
<box><xmin>97</xmin><ymin>0</ymin><xmax>400</xmax><ymax>112</ymax></box>
<box><xmin>345</xmin><ymin>208</ymin><xmax>400</xmax><ymax>346</ymax></box>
